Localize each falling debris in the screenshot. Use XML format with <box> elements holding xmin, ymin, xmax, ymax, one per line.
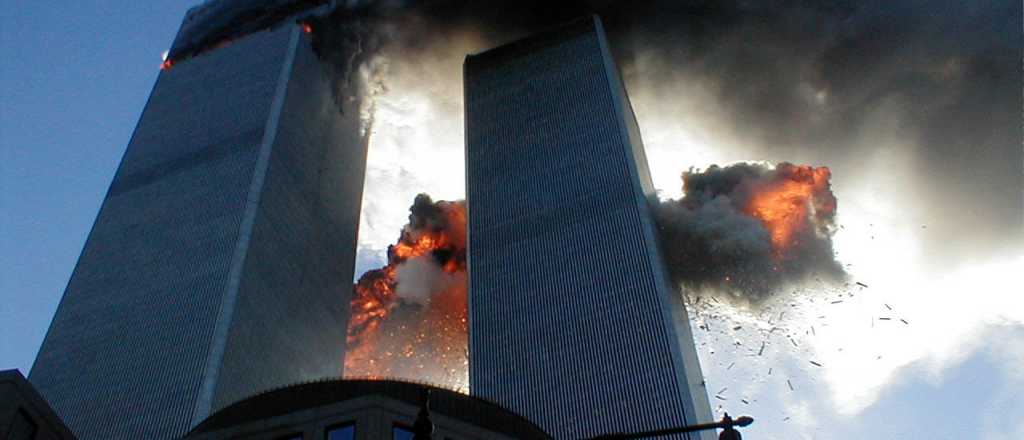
<box><xmin>782</xmin><ymin>416</ymin><xmax>791</xmax><ymax>421</ymax></box>
<box><xmin>715</xmin><ymin>395</ymin><xmax>727</xmax><ymax>401</ymax></box>
<box><xmin>733</xmin><ymin>325</ymin><xmax>743</xmax><ymax>331</ymax></box>
<box><xmin>879</xmin><ymin>317</ymin><xmax>892</xmax><ymax>321</ymax></box>
<box><xmin>787</xmin><ymin>379</ymin><xmax>795</xmax><ymax>391</ymax></box>
<box><xmin>790</xmin><ymin>337</ymin><xmax>799</xmax><ymax>347</ymax></box>
<box><xmin>810</xmin><ymin>326</ymin><xmax>816</xmax><ymax>336</ymax></box>
<box><xmin>809</xmin><ymin>361</ymin><xmax>823</xmax><ymax>367</ymax></box>
<box><xmin>884</xmin><ymin>303</ymin><xmax>892</xmax><ymax>310</ymax></box>
<box><xmin>855</xmin><ymin>281</ymin><xmax>869</xmax><ymax>288</ymax></box>
<box><xmin>901</xmin><ymin>318</ymin><xmax>909</xmax><ymax>325</ymax></box>
<box><xmin>830</xmin><ymin>300</ymin><xmax>843</xmax><ymax>304</ymax></box>
<box><xmin>718</xmin><ymin>387</ymin><xmax>728</xmax><ymax>394</ymax></box>
<box><xmin>758</xmin><ymin>341</ymin><xmax>766</xmax><ymax>356</ymax></box>
<box><xmin>768</xmin><ymin>368</ymin><xmax>773</xmax><ymax>375</ymax></box>
<box><xmin>727</xmin><ymin>362</ymin><xmax>736</xmax><ymax>370</ymax></box>
<box><xmin>741</xmin><ymin>399</ymin><xmax>750</xmax><ymax>404</ymax></box>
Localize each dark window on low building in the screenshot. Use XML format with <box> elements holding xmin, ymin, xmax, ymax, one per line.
<box><xmin>7</xmin><ymin>409</ymin><xmax>38</xmax><ymax>440</ymax></box>
<box><xmin>392</xmin><ymin>425</ymin><xmax>414</xmax><ymax>440</ymax></box>
<box><xmin>325</xmin><ymin>423</ymin><xmax>355</xmax><ymax>440</ymax></box>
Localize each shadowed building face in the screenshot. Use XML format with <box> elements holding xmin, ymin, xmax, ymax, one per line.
<box><xmin>28</xmin><ymin>15</ymin><xmax>367</xmax><ymax>440</ymax></box>
<box><xmin>464</xmin><ymin>16</ymin><xmax>714</xmax><ymax>440</ymax></box>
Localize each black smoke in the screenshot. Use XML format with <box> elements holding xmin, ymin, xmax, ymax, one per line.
<box><xmin>309</xmin><ymin>0</ymin><xmax>1017</xmax><ymax>294</ymax></box>
<box><xmin>656</xmin><ymin>162</ymin><xmax>844</xmax><ymax>299</ymax></box>
<box><xmin>167</xmin><ymin>0</ymin><xmax>334</xmax><ymax>64</ymax></box>
<box><xmin>368</xmin><ymin>0</ymin><xmax>1022</xmax><ymax>269</ymax></box>
<box><xmin>172</xmin><ymin>0</ymin><xmax>1021</xmax><ymax>278</ymax></box>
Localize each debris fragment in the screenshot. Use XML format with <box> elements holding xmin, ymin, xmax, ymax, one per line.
<box><xmin>790</xmin><ymin>337</ymin><xmax>798</xmax><ymax>347</ymax></box>
<box><xmin>782</xmin><ymin>416</ymin><xmax>791</xmax><ymax>421</ymax></box>
<box><xmin>831</xmin><ymin>300</ymin><xmax>843</xmax><ymax>304</ymax></box>
<box><xmin>715</xmin><ymin>395</ymin><xmax>727</xmax><ymax>400</ymax></box>
<box><xmin>718</xmin><ymin>387</ymin><xmax>728</xmax><ymax>394</ymax></box>
<box><xmin>884</xmin><ymin>303</ymin><xmax>892</xmax><ymax>310</ymax></box>
<box><xmin>758</xmin><ymin>341</ymin><xmax>765</xmax><ymax>356</ymax></box>
<box><xmin>879</xmin><ymin>317</ymin><xmax>892</xmax><ymax>321</ymax></box>
<box><xmin>811</xmin><ymin>326</ymin><xmax>816</xmax><ymax>336</ymax></box>
<box><xmin>787</xmin><ymin>379</ymin><xmax>794</xmax><ymax>391</ymax></box>
<box><xmin>727</xmin><ymin>362</ymin><xmax>735</xmax><ymax>370</ymax></box>
<box><xmin>901</xmin><ymin>318</ymin><xmax>909</xmax><ymax>325</ymax></box>
<box><xmin>741</xmin><ymin>399</ymin><xmax>750</xmax><ymax>404</ymax></box>
<box><xmin>856</xmin><ymin>282</ymin><xmax>869</xmax><ymax>288</ymax></box>
<box><xmin>733</xmin><ymin>325</ymin><xmax>742</xmax><ymax>331</ymax></box>
<box><xmin>809</xmin><ymin>361</ymin><xmax>823</xmax><ymax>367</ymax></box>
<box><xmin>768</xmin><ymin>368</ymin><xmax>773</xmax><ymax>376</ymax></box>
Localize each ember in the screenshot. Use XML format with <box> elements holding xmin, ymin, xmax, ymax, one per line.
<box><xmin>344</xmin><ymin>194</ymin><xmax>468</xmax><ymax>391</ymax></box>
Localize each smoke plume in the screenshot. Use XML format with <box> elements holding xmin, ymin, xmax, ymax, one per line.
<box><xmin>352</xmin><ymin>0</ymin><xmax>1021</xmax><ymax>266</ymax></box>
<box><xmin>164</xmin><ymin>0</ymin><xmax>1020</xmax><ymax>397</ymax></box>
<box><xmin>345</xmin><ymin>194</ymin><xmax>468</xmax><ymax>390</ymax></box>
<box><xmin>656</xmin><ymin>162</ymin><xmax>844</xmax><ymax>299</ymax></box>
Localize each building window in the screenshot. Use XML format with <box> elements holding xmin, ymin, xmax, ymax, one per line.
<box><xmin>325</xmin><ymin>423</ymin><xmax>355</xmax><ymax>440</ymax></box>
<box><xmin>7</xmin><ymin>409</ymin><xmax>37</xmax><ymax>440</ymax></box>
<box><xmin>392</xmin><ymin>425</ymin><xmax>415</xmax><ymax>440</ymax></box>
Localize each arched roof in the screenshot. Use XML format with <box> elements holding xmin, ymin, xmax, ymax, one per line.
<box><xmin>187</xmin><ymin>378</ymin><xmax>551</xmax><ymax>439</ymax></box>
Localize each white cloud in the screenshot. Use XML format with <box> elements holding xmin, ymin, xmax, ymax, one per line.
<box><xmin>355</xmin><ymin>35</ymin><xmax>473</xmax><ymax>257</ymax></box>
<box><xmin>352</xmin><ymin>33</ymin><xmax>1024</xmax><ymax>436</ymax></box>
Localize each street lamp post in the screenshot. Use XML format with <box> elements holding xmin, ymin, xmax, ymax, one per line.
<box><xmin>588</xmin><ymin>413</ymin><xmax>754</xmax><ymax>440</ymax></box>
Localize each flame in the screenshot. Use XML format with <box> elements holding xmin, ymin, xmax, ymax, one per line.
<box><xmin>344</xmin><ymin>198</ymin><xmax>468</xmax><ymax>391</ymax></box>
<box><xmin>744</xmin><ymin>164</ymin><xmax>835</xmax><ymax>255</ymax></box>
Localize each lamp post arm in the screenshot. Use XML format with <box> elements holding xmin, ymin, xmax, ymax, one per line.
<box><xmin>587</xmin><ymin>414</ymin><xmax>753</xmax><ymax>440</ymax></box>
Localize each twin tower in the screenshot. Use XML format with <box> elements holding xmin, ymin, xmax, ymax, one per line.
<box><xmin>30</xmin><ymin>12</ymin><xmax>713</xmax><ymax>440</ymax></box>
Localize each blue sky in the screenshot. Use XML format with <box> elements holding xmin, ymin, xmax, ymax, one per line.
<box><xmin>2</xmin><ymin>1</ymin><xmax>194</xmax><ymax>372</ymax></box>
<box><xmin>2</xmin><ymin>1</ymin><xmax>1022</xmax><ymax>439</ymax></box>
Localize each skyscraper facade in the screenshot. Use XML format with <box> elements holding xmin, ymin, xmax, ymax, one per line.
<box><xmin>29</xmin><ymin>14</ymin><xmax>366</xmax><ymax>440</ymax></box>
<box><xmin>464</xmin><ymin>16</ymin><xmax>714</xmax><ymax>439</ymax></box>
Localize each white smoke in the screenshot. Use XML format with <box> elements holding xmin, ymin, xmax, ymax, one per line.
<box><xmin>393</xmin><ymin>255</ymin><xmax>463</xmax><ymax>306</ymax></box>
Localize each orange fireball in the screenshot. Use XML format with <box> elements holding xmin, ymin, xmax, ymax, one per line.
<box><xmin>744</xmin><ymin>164</ymin><xmax>835</xmax><ymax>255</ymax></box>
<box><xmin>344</xmin><ymin>197</ymin><xmax>468</xmax><ymax>390</ymax></box>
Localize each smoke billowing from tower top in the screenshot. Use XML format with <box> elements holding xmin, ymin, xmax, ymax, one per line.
<box><xmin>161</xmin><ymin>0</ymin><xmax>1018</xmax><ymax>298</ymax></box>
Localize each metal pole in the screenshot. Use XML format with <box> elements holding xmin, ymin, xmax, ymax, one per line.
<box><xmin>587</xmin><ymin>413</ymin><xmax>754</xmax><ymax>440</ymax></box>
